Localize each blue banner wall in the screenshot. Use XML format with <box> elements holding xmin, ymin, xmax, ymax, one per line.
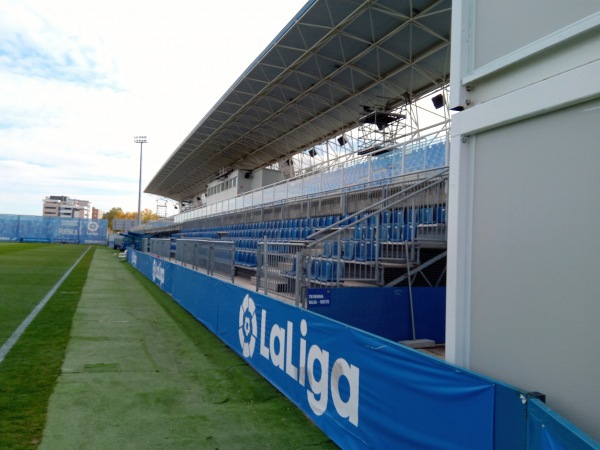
<box><xmin>0</xmin><ymin>215</ymin><xmax>20</xmax><ymax>241</ymax></box>
<box><xmin>527</xmin><ymin>399</ymin><xmax>600</xmax><ymax>450</ymax></box>
<box><xmin>308</xmin><ymin>287</ymin><xmax>446</xmax><ymax>343</ymax></box>
<box><xmin>129</xmin><ymin>250</ymin><xmax>600</xmax><ymax>449</ymax></box>
<box><xmin>0</xmin><ymin>215</ymin><xmax>107</xmax><ymax>244</ymax></box>
<box><xmin>130</xmin><ymin>250</ymin><xmax>495</xmax><ymax>449</ymax></box>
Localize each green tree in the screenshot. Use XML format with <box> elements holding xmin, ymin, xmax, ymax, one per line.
<box><xmin>141</xmin><ymin>208</ymin><xmax>158</xmax><ymax>223</ymax></box>
<box><xmin>102</xmin><ymin>207</ymin><xmax>124</xmax><ymax>230</ymax></box>
<box><xmin>102</xmin><ymin>207</ymin><xmax>158</xmax><ymax>230</ymax></box>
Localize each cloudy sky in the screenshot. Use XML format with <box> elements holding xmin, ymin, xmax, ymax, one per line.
<box><xmin>0</xmin><ymin>0</ymin><xmax>307</xmax><ymax>217</ymax></box>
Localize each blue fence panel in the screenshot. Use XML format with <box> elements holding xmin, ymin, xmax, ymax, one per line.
<box><xmin>128</xmin><ymin>250</ymin><xmax>600</xmax><ymax>450</ymax></box>
<box><xmin>80</xmin><ymin>219</ymin><xmax>109</xmax><ymax>244</ymax></box>
<box><xmin>171</xmin><ymin>263</ymin><xmax>221</xmax><ymax>334</ymax></box>
<box><xmin>17</xmin><ymin>216</ymin><xmax>50</xmax><ymax>242</ymax></box>
<box><xmin>0</xmin><ymin>215</ymin><xmax>107</xmax><ymax>244</ymax></box>
<box><xmin>528</xmin><ymin>399</ymin><xmax>600</xmax><ymax>450</ymax></box>
<box><xmin>129</xmin><ymin>250</ymin><xmax>494</xmax><ymax>450</ymax></box>
<box><xmin>307</xmin><ymin>287</ymin><xmax>446</xmax><ymax>343</ymax></box>
<box><xmin>0</xmin><ymin>215</ymin><xmax>20</xmax><ymax>241</ymax></box>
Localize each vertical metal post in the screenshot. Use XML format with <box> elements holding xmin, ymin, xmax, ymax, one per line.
<box><xmin>263</xmin><ymin>235</ymin><xmax>268</xmax><ymax>295</ymax></box>
<box><xmin>405</xmin><ymin>239</ymin><xmax>416</xmax><ymax>340</ymax></box>
<box><xmin>230</xmin><ymin>242</ymin><xmax>235</xmax><ymax>284</ymax></box>
<box><xmin>134</xmin><ymin>136</ymin><xmax>147</xmax><ymax>226</ymax></box>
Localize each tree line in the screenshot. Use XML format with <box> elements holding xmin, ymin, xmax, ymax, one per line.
<box><xmin>102</xmin><ymin>207</ymin><xmax>159</xmax><ymax>230</ymax></box>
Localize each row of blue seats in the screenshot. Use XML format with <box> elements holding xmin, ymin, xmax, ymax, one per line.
<box><xmin>235</xmin><ymin>250</ymin><xmax>257</xmax><ymax>268</ymax></box>
<box><xmin>179</xmin><ymin>227</ymin><xmax>319</xmax><ymax>240</ymax></box>
<box><xmin>353</xmin><ymin>223</ymin><xmax>417</xmax><ymax>242</ymax></box>
<box><xmin>228</xmin><ymin>220</ymin><xmax>419</xmax><ymax>251</ymax></box>
<box><xmin>285</xmin><ymin>258</ymin><xmax>344</xmax><ymax>283</ymax></box>
<box><xmin>177</xmin><ymin>205</ymin><xmax>446</xmax><ymax>239</ymax></box>
<box><xmin>231</xmin><ymin>216</ymin><xmax>342</xmax><ymax>230</ymax></box>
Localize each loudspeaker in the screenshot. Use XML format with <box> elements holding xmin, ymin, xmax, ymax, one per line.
<box><xmin>337</xmin><ymin>136</ymin><xmax>347</xmax><ymax>146</ymax></box>
<box><xmin>432</xmin><ymin>94</ymin><xmax>445</xmax><ymax>109</ymax></box>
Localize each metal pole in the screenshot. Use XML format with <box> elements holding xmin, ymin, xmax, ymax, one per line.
<box><xmin>134</xmin><ymin>136</ymin><xmax>147</xmax><ymax>226</ymax></box>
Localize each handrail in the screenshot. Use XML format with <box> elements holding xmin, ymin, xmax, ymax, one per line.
<box><xmin>306</xmin><ymin>167</ymin><xmax>449</xmax><ymax>248</ymax></box>
<box><xmin>174</xmin><ymin>132</ymin><xmax>448</xmax><ymax>224</ymax></box>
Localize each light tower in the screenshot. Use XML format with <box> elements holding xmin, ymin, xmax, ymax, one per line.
<box><xmin>134</xmin><ymin>136</ymin><xmax>147</xmax><ymax>226</ymax></box>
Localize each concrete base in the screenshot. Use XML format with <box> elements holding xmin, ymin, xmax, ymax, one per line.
<box><xmin>399</xmin><ymin>339</ymin><xmax>436</xmax><ymax>349</ymax></box>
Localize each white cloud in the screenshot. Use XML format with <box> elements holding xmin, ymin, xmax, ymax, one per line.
<box><xmin>0</xmin><ymin>0</ymin><xmax>308</xmax><ymax>216</ymax></box>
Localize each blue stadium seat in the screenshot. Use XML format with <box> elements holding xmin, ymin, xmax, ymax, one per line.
<box><xmin>248</xmin><ymin>253</ymin><xmax>257</xmax><ymax>267</ymax></box>
<box><xmin>420</xmin><ymin>207</ymin><xmax>435</xmax><ymax>224</ymax></box>
<box><xmin>309</xmin><ymin>259</ymin><xmax>321</xmax><ymax>280</ymax></box>
<box><xmin>405</xmin><ymin>208</ymin><xmax>418</xmax><ymax>224</ymax></box>
<box><xmin>435</xmin><ymin>205</ymin><xmax>447</xmax><ymax>223</ymax></box>
<box><xmin>389</xmin><ymin>224</ymin><xmax>402</xmax><ymax>241</ymax></box>
<box><xmin>237</xmin><ymin>251</ymin><xmax>247</xmax><ymax>266</ymax></box>
<box><xmin>366</xmin><ymin>225</ymin><xmax>376</xmax><ymax>240</ymax></box>
<box><xmin>403</xmin><ymin>224</ymin><xmax>416</xmax><ymax>241</ymax></box>
<box><xmin>290</xmin><ymin>227</ymin><xmax>299</xmax><ymax>240</ymax></box>
<box><xmin>354</xmin><ymin>224</ymin><xmax>366</xmax><ymax>240</ymax></box>
<box><xmin>379</xmin><ymin>224</ymin><xmax>390</xmax><ymax>241</ymax></box>
<box><xmin>342</xmin><ymin>240</ymin><xmax>355</xmax><ymax>260</ymax></box>
<box><xmin>318</xmin><ymin>260</ymin><xmax>344</xmax><ymax>282</ymax></box>
<box><xmin>355</xmin><ymin>240</ymin><xmax>376</xmax><ymax>261</ymax></box>
<box><xmin>381</xmin><ymin>211</ymin><xmax>392</xmax><ymax>224</ymax></box>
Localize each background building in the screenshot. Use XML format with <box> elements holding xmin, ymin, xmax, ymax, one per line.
<box><xmin>91</xmin><ymin>207</ymin><xmax>103</xmax><ymax>220</ymax></box>
<box><xmin>42</xmin><ymin>196</ymin><xmax>91</xmax><ymax>219</ymax></box>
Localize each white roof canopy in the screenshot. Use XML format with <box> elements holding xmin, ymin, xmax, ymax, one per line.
<box><xmin>145</xmin><ymin>0</ymin><xmax>451</xmax><ymax>201</ymax></box>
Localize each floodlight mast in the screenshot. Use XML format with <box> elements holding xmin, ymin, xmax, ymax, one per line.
<box><xmin>134</xmin><ymin>136</ymin><xmax>147</xmax><ymax>226</ymax></box>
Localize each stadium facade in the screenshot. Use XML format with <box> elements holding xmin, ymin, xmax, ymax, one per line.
<box><xmin>129</xmin><ymin>0</ymin><xmax>600</xmax><ymax>447</ymax></box>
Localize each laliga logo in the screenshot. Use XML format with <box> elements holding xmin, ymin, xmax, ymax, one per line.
<box><xmin>152</xmin><ymin>260</ymin><xmax>165</xmax><ymax>286</ymax></box>
<box><xmin>87</xmin><ymin>221</ymin><xmax>99</xmax><ymax>233</ymax></box>
<box><xmin>238</xmin><ymin>295</ymin><xmax>257</xmax><ymax>357</ymax></box>
<box><xmin>237</xmin><ymin>295</ymin><xmax>360</xmax><ymax>426</ymax></box>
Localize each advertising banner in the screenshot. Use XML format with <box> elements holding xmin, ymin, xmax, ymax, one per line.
<box><xmin>47</xmin><ymin>218</ymin><xmax>80</xmax><ymax>243</ymax></box>
<box><xmin>0</xmin><ymin>215</ymin><xmax>108</xmax><ymax>244</ymax></box>
<box><xmin>129</xmin><ymin>250</ymin><xmax>495</xmax><ymax>449</ymax></box>
<box><xmin>17</xmin><ymin>215</ymin><xmax>50</xmax><ymax>242</ymax></box>
<box><xmin>0</xmin><ymin>215</ymin><xmax>20</xmax><ymax>241</ymax></box>
<box><xmin>79</xmin><ymin>219</ymin><xmax>109</xmax><ymax>244</ymax></box>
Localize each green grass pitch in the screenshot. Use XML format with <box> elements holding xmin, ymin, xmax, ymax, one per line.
<box><xmin>0</xmin><ymin>243</ymin><xmax>338</xmax><ymax>449</ymax></box>
<box><xmin>0</xmin><ymin>243</ymin><xmax>94</xmax><ymax>449</ymax></box>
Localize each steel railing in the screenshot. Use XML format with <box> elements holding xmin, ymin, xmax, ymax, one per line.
<box><xmin>146</xmin><ymin>168</ymin><xmax>449</xmax><ymax>306</ymax></box>
<box><xmin>256</xmin><ymin>168</ymin><xmax>449</xmax><ymax>303</ymax></box>
<box><xmin>175</xmin><ymin>239</ymin><xmax>235</xmax><ymax>283</ymax></box>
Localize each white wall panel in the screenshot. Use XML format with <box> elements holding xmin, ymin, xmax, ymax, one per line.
<box><xmin>449</xmin><ymin>0</ymin><xmax>600</xmax><ymax>441</ymax></box>
<box><xmin>468</xmin><ymin>98</ymin><xmax>600</xmax><ymax>440</ymax></box>
<box><xmin>473</xmin><ymin>0</ymin><xmax>598</xmax><ymax>68</ymax></box>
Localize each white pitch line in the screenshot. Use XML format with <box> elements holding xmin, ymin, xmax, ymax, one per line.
<box><xmin>0</xmin><ymin>246</ymin><xmax>91</xmax><ymax>364</ymax></box>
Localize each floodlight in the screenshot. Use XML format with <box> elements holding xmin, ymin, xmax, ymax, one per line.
<box><xmin>134</xmin><ymin>136</ymin><xmax>148</xmax><ymax>225</ymax></box>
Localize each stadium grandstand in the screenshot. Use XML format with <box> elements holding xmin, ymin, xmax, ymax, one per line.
<box><xmin>140</xmin><ymin>0</ymin><xmax>451</xmax><ymax>307</ymax></box>
<box><xmin>124</xmin><ymin>0</ymin><xmax>600</xmax><ymax>448</ymax></box>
